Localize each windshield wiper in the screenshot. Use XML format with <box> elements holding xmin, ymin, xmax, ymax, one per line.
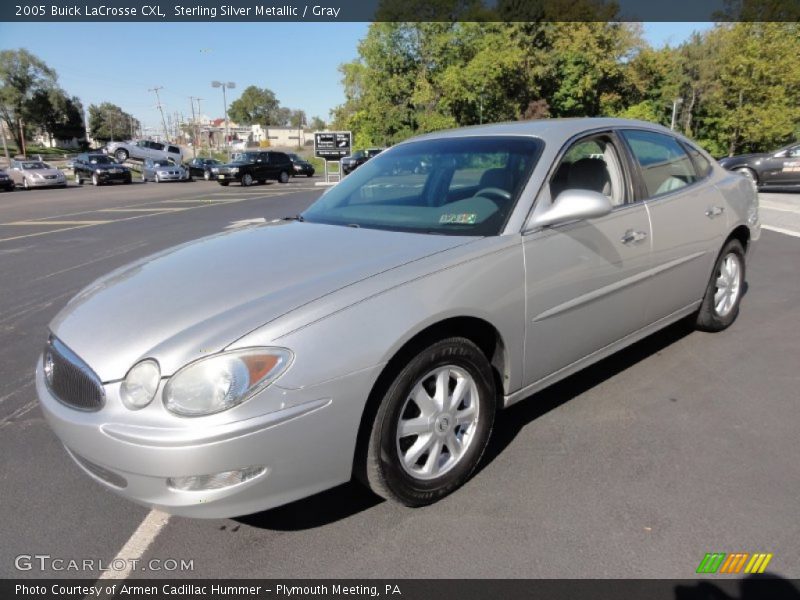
<box><xmin>283</xmin><ymin>214</ymin><xmax>305</xmax><ymax>222</ymax></box>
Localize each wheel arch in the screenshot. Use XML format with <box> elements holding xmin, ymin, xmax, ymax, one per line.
<box><xmin>727</xmin><ymin>224</ymin><xmax>751</xmax><ymax>253</ymax></box>
<box><xmin>352</xmin><ymin>315</ymin><xmax>507</xmax><ymax>479</ymax></box>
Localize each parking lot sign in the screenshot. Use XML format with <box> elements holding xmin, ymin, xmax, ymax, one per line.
<box><xmin>314</xmin><ymin>131</ymin><xmax>351</xmax><ymax>159</ymax></box>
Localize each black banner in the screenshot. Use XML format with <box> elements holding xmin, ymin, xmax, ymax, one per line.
<box><xmin>3</xmin><ymin>0</ymin><xmax>800</xmax><ymax>22</ymax></box>
<box><xmin>3</xmin><ymin>578</ymin><xmax>800</xmax><ymax>600</ymax></box>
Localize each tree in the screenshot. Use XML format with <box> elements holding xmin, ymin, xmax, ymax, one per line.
<box><xmin>309</xmin><ymin>116</ymin><xmax>326</xmax><ymax>131</ymax></box>
<box><xmin>26</xmin><ymin>88</ymin><xmax>85</xmax><ymax>144</ymax></box>
<box><xmin>289</xmin><ymin>109</ymin><xmax>307</xmax><ymax>128</ymax></box>
<box><xmin>88</xmin><ymin>103</ymin><xmax>139</xmax><ymax>144</ymax></box>
<box><xmin>227</xmin><ymin>86</ymin><xmax>280</xmax><ymax>126</ymax></box>
<box><xmin>0</xmin><ymin>49</ymin><xmax>57</xmax><ymax>151</ymax></box>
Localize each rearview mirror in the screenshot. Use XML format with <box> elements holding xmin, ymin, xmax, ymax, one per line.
<box><xmin>529</xmin><ymin>189</ymin><xmax>613</xmax><ymax>229</ymax></box>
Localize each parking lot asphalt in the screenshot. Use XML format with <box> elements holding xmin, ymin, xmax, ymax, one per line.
<box><xmin>1</xmin><ymin>183</ymin><xmax>798</xmax><ymax>580</ymax></box>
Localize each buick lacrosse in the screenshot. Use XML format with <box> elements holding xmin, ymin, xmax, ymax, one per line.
<box><xmin>37</xmin><ymin>119</ymin><xmax>759</xmax><ymax>517</ymax></box>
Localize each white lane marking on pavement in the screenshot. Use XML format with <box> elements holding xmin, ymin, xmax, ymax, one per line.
<box><xmin>762</xmin><ymin>224</ymin><xmax>800</xmax><ymax>238</ymax></box>
<box><xmin>7</xmin><ymin>220</ymin><xmax>111</xmax><ymax>226</ymax></box>
<box><xmin>760</xmin><ymin>200</ymin><xmax>800</xmax><ymax>214</ymax></box>
<box><xmin>225</xmin><ymin>217</ymin><xmax>268</xmax><ymax>229</ymax></box>
<box><xmin>97</xmin><ymin>509</ymin><xmax>171</xmax><ymax>580</ymax></box>
<box><xmin>94</xmin><ymin>207</ymin><xmax>186</xmax><ymax>213</ymax></box>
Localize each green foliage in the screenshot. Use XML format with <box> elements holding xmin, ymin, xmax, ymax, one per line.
<box><xmin>227</xmin><ymin>86</ymin><xmax>280</xmax><ymax>126</ymax></box>
<box><xmin>88</xmin><ymin>102</ymin><xmax>138</xmax><ymax>143</ymax></box>
<box><xmin>333</xmin><ymin>21</ymin><xmax>800</xmax><ymax>157</ymax></box>
<box><xmin>0</xmin><ymin>48</ymin><xmax>58</xmax><ymax>150</ymax></box>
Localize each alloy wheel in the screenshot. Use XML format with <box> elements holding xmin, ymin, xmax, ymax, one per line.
<box><xmin>714</xmin><ymin>253</ymin><xmax>742</xmax><ymax>317</ymax></box>
<box><xmin>395</xmin><ymin>365</ymin><xmax>480</xmax><ymax>480</ymax></box>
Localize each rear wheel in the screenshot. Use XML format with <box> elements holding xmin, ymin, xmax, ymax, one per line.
<box><xmin>361</xmin><ymin>337</ymin><xmax>496</xmax><ymax>506</ymax></box>
<box><xmin>696</xmin><ymin>239</ymin><xmax>746</xmax><ymax>332</ymax></box>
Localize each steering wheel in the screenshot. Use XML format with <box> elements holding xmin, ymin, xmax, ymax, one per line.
<box><xmin>475</xmin><ymin>187</ymin><xmax>512</xmax><ymax>201</ymax></box>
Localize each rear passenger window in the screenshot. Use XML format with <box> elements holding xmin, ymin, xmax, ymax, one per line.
<box><xmin>622</xmin><ymin>130</ymin><xmax>698</xmax><ymax>198</ymax></box>
<box><xmin>168</xmin><ymin>146</ymin><xmax>180</xmax><ymax>154</ymax></box>
<box><xmin>151</xmin><ymin>142</ymin><xmax>164</xmax><ymax>151</ymax></box>
<box><xmin>683</xmin><ymin>143</ymin><xmax>712</xmax><ymax>178</ymax></box>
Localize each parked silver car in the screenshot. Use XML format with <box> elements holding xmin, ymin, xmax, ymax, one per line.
<box><xmin>105</xmin><ymin>139</ymin><xmax>183</xmax><ymax>165</ymax></box>
<box><xmin>141</xmin><ymin>158</ymin><xmax>191</xmax><ymax>183</ymax></box>
<box><xmin>36</xmin><ymin>119</ymin><xmax>759</xmax><ymax>518</ymax></box>
<box><xmin>8</xmin><ymin>159</ymin><xmax>67</xmax><ymax>189</ymax></box>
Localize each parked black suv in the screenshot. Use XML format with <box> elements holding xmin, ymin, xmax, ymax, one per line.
<box><xmin>215</xmin><ymin>151</ymin><xmax>293</xmax><ymax>186</ymax></box>
<box><xmin>73</xmin><ymin>153</ymin><xmax>132</xmax><ymax>186</ymax></box>
<box><xmin>341</xmin><ymin>148</ymin><xmax>384</xmax><ymax>176</ymax></box>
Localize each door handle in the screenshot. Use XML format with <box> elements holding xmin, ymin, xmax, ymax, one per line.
<box><xmin>621</xmin><ymin>229</ymin><xmax>648</xmax><ymax>244</ymax></box>
<box><xmin>705</xmin><ymin>206</ymin><xmax>725</xmax><ymax>218</ymax></box>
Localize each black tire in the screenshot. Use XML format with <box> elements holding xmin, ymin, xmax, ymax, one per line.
<box><xmin>308</xmin><ymin>172</ymin><xmax>314</xmax><ymax>177</ymax></box>
<box><xmin>204</xmin><ymin>170</ymin><xmax>211</xmax><ymax>181</ymax></box>
<box><xmin>241</xmin><ymin>173</ymin><xmax>253</xmax><ymax>187</ymax></box>
<box><xmin>74</xmin><ymin>172</ymin><xmax>82</xmax><ymax>185</ymax></box>
<box><xmin>696</xmin><ymin>239</ymin><xmax>746</xmax><ymax>332</ymax></box>
<box><xmin>115</xmin><ymin>149</ymin><xmax>129</xmax><ymax>163</ymax></box>
<box><xmin>278</xmin><ymin>170</ymin><xmax>289</xmax><ymax>184</ymax></box>
<box><xmin>361</xmin><ymin>337</ymin><xmax>496</xmax><ymax>507</ymax></box>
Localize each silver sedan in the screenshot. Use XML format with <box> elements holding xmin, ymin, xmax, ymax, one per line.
<box><xmin>8</xmin><ymin>159</ymin><xmax>67</xmax><ymax>189</ymax></box>
<box><xmin>36</xmin><ymin>118</ymin><xmax>759</xmax><ymax>518</ymax></box>
<box><xmin>141</xmin><ymin>158</ymin><xmax>191</xmax><ymax>183</ymax></box>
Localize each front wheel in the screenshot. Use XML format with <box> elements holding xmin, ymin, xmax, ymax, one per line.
<box><xmin>278</xmin><ymin>171</ymin><xmax>289</xmax><ymax>184</ymax></box>
<box><xmin>74</xmin><ymin>172</ymin><xmax>82</xmax><ymax>185</ymax></box>
<box><xmin>360</xmin><ymin>337</ymin><xmax>496</xmax><ymax>506</ymax></box>
<box><xmin>23</xmin><ymin>178</ymin><xmax>30</xmax><ymax>190</ymax></box>
<box><xmin>241</xmin><ymin>173</ymin><xmax>253</xmax><ymax>187</ymax></box>
<box><xmin>204</xmin><ymin>170</ymin><xmax>211</xmax><ymax>181</ymax></box>
<box><xmin>92</xmin><ymin>173</ymin><xmax>100</xmax><ymax>186</ymax></box>
<box><xmin>696</xmin><ymin>239</ymin><xmax>746</xmax><ymax>332</ymax></box>
<box><xmin>115</xmin><ymin>149</ymin><xmax>129</xmax><ymax>163</ymax></box>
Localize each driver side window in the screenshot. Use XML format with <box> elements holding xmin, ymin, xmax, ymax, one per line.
<box><xmin>550</xmin><ymin>136</ymin><xmax>627</xmax><ymax>207</ymax></box>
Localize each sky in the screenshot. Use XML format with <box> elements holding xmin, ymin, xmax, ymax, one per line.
<box><xmin>0</xmin><ymin>21</ymin><xmax>713</xmax><ymax>133</ymax></box>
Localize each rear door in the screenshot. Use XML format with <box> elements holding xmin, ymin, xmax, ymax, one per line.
<box><xmin>522</xmin><ymin>132</ymin><xmax>653</xmax><ymax>386</ymax></box>
<box><xmin>620</xmin><ymin>129</ymin><xmax>727</xmax><ymax>323</ymax></box>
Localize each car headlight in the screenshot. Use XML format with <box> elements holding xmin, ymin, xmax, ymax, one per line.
<box><xmin>121</xmin><ymin>360</ymin><xmax>161</xmax><ymax>410</ymax></box>
<box><xmin>163</xmin><ymin>348</ymin><xmax>292</xmax><ymax>417</ymax></box>
<box><xmin>229</xmin><ymin>167</ymin><xmax>239</xmax><ymax>174</ymax></box>
<box><xmin>95</xmin><ymin>168</ymin><xmax>103</xmax><ymax>174</ymax></box>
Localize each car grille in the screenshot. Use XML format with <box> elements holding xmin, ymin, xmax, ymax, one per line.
<box><xmin>44</xmin><ymin>336</ymin><xmax>105</xmax><ymax>411</ymax></box>
<box><xmin>45</xmin><ymin>175</ymin><xmax>57</xmax><ymax>179</ymax></box>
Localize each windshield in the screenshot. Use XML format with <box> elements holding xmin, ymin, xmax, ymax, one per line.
<box><xmin>302</xmin><ymin>136</ymin><xmax>542</xmax><ymax>236</ymax></box>
<box><xmin>22</xmin><ymin>162</ymin><xmax>49</xmax><ymax>169</ymax></box>
<box><xmin>233</xmin><ymin>152</ymin><xmax>259</xmax><ymax>163</ymax></box>
<box><xmin>287</xmin><ymin>153</ymin><xmax>300</xmax><ymax>161</ymax></box>
<box><xmin>88</xmin><ymin>156</ymin><xmax>114</xmax><ymax>165</ymax></box>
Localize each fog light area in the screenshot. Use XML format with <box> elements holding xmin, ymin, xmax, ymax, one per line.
<box><xmin>167</xmin><ymin>466</ymin><xmax>266</xmax><ymax>491</ymax></box>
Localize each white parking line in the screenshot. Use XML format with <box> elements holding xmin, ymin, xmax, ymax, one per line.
<box><xmin>97</xmin><ymin>509</ymin><xmax>170</xmax><ymax>580</ymax></box>
<box><xmin>762</xmin><ymin>224</ymin><xmax>800</xmax><ymax>238</ymax></box>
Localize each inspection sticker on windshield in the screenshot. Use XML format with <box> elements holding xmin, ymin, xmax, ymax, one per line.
<box><xmin>439</xmin><ymin>213</ymin><xmax>478</xmax><ymax>224</ymax></box>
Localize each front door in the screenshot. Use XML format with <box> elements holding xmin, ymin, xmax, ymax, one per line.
<box><xmin>523</xmin><ymin>133</ymin><xmax>653</xmax><ymax>386</ymax></box>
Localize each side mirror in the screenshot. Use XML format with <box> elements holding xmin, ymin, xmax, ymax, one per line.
<box><xmin>529</xmin><ymin>189</ymin><xmax>613</xmax><ymax>229</ymax></box>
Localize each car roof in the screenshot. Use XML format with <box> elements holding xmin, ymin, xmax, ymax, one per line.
<box><xmin>403</xmin><ymin>117</ymin><xmax>684</xmax><ymax>146</ymax></box>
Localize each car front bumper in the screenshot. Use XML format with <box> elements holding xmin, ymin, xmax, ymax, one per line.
<box><xmin>36</xmin><ymin>360</ymin><xmax>377</xmax><ymax>518</ymax></box>
<box><xmin>25</xmin><ymin>177</ymin><xmax>67</xmax><ymax>187</ymax></box>
<box><xmin>155</xmin><ymin>172</ymin><xmax>187</xmax><ymax>181</ymax></box>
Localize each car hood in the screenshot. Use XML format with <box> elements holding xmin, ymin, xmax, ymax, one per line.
<box><xmin>92</xmin><ymin>163</ymin><xmax>127</xmax><ymax>170</ymax></box>
<box><xmin>50</xmin><ymin>222</ymin><xmax>472</xmax><ymax>381</ymax></box>
<box><xmin>720</xmin><ymin>153</ymin><xmax>767</xmax><ymax>164</ymax></box>
<box><xmin>26</xmin><ymin>168</ymin><xmax>63</xmax><ymax>176</ymax></box>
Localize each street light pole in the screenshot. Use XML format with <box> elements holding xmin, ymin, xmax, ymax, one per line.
<box><xmin>671</xmin><ymin>98</ymin><xmax>684</xmax><ymax>131</ymax></box>
<box><xmin>211</xmin><ymin>81</ymin><xmax>235</xmax><ymax>159</ymax></box>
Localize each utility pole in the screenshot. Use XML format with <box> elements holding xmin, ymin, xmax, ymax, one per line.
<box><xmin>149</xmin><ymin>86</ymin><xmax>169</xmax><ymax>141</ymax></box>
<box><xmin>670</xmin><ymin>98</ymin><xmax>684</xmax><ymax>131</ymax></box>
<box><xmin>189</xmin><ymin>97</ymin><xmax>199</xmax><ymax>157</ymax></box>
